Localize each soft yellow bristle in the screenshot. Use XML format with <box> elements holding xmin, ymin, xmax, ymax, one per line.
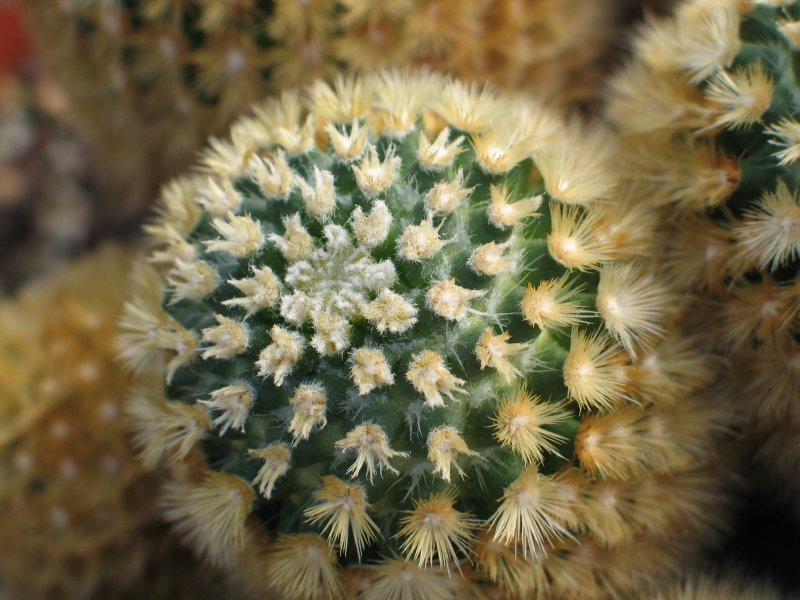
<box><xmin>162</xmin><ymin>471</ymin><xmax>254</xmax><ymax>567</ymax></box>
<box><xmin>492</xmin><ymin>387</ymin><xmax>567</xmax><ymax>464</ymax></box>
<box><xmin>563</xmin><ymin>329</ymin><xmax>628</xmax><ymax>411</ymax></box>
<box><xmin>426</xmin><ymin>426</ymin><xmax>478</xmax><ymax>483</ymax></box>
<box><xmin>474</xmin><ymin>328</ymin><xmax>528</xmax><ymax>382</ymax></box>
<box><xmin>266</xmin><ymin>534</ymin><xmax>342</xmax><ymax>600</ymax></box>
<box><xmin>335</xmin><ymin>423</ymin><xmax>408</xmax><ymax>481</ymax></box>
<box><xmin>126</xmin><ymin>388</ymin><xmax>210</xmax><ymax>468</ymax></box>
<box><xmin>705</xmin><ymin>64</ymin><xmax>773</xmax><ymax>129</ymax></box>
<box><xmin>397</xmin><ymin>490</ymin><xmax>477</xmax><ymax>570</ymax></box>
<box><xmin>521</xmin><ymin>274</ymin><xmax>589</xmax><ymax>331</ymax></box>
<box><xmin>304</xmin><ymin>476</ymin><xmax>380</xmax><ymax>559</ymax></box>
<box><xmin>547</xmin><ymin>203</ymin><xmax>611</xmax><ymax>271</ymax></box>
<box><xmin>488</xmin><ymin>469</ymin><xmax>574</xmax><ymax>557</ymax></box>
<box><xmin>596</xmin><ymin>263</ymin><xmax>669</xmax><ymax>355</ymax></box>
<box><xmin>732</xmin><ymin>181</ymin><xmax>800</xmax><ymax>270</ymax></box>
<box><xmin>248</xmin><ymin>443</ymin><xmax>291</xmax><ymax>499</ymax></box>
<box><xmin>363</xmin><ymin>559</ymin><xmax>452</xmax><ymax>600</ymax></box>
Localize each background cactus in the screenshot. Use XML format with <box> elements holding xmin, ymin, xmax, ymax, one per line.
<box><xmin>21</xmin><ymin>0</ymin><xmax>616</xmax><ymax>215</ymax></box>
<box><xmin>121</xmin><ymin>70</ymin><xmax>734</xmax><ymax>599</ymax></box>
<box><xmin>606</xmin><ymin>0</ymin><xmax>800</xmax><ymax>516</ymax></box>
<box><xmin>0</xmin><ymin>69</ymin><xmax>99</xmax><ymax>292</ymax></box>
<box><xmin>0</xmin><ymin>246</ymin><xmax>237</xmax><ymax>598</ymax></box>
<box><xmin>652</xmin><ymin>572</ymin><xmax>783</xmax><ymax>600</ymax></box>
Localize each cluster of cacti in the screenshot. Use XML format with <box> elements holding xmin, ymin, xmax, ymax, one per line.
<box><xmin>0</xmin><ymin>246</ymin><xmax>238</xmax><ymax>599</ymax></box>
<box><xmin>21</xmin><ymin>0</ymin><xmax>615</xmax><ymax>211</ymax></box>
<box><xmin>119</xmin><ymin>70</ymin><xmax>734</xmax><ymax>599</ymax></box>
<box><xmin>0</xmin><ymin>71</ymin><xmax>95</xmax><ymax>292</ymax></box>
<box><xmin>607</xmin><ymin>0</ymin><xmax>800</xmax><ymax>509</ymax></box>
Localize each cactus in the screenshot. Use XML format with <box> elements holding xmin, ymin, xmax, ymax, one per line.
<box><xmin>121</xmin><ymin>70</ymin><xmax>732</xmax><ymax>599</ymax></box>
<box><xmin>607</xmin><ymin>0</ymin><xmax>800</xmax><ymax>508</ymax></box>
<box><xmin>652</xmin><ymin>573</ymin><xmax>783</xmax><ymax>600</ymax></box>
<box><xmin>0</xmin><ymin>246</ymin><xmax>237</xmax><ymax>598</ymax></box>
<box><xmin>0</xmin><ymin>70</ymin><xmax>95</xmax><ymax>292</ymax></box>
<box><xmin>21</xmin><ymin>0</ymin><xmax>615</xmax><ymax>210</ymax></box>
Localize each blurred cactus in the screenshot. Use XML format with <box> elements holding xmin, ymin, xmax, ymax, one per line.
<box><xmin>652</xmin><ymin>572</ymin><xmax>783</xmax><ymax>600</ymax></box>
<box><xmin>0</xmin><ymin>71</ymin><xmax>95</xmax><ymax>292</ymax></box>
<box><xmin>0</xmin><ymin>246</ymin><xmax>235</xmax><ymax>599</ymax></box>
<box><xmin>21</xmin><ymin>0</ymin><xmax>616</xmax><ymax>212</ymax></box>
<box><xmin>121</xmin><ymin>70</ymin><xmax>732</xmax><ymax>599</ymax></box>
<box><xmin>607</xmin><ymin>0</ymin><xmax>800</xmax><ymax>508</ymax></box>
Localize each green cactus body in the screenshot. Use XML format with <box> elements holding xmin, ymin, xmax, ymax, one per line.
<box><xmin>607</xmin><ymin>0</ymin><xmax>800</xmax><ymax>502</ymax></box>
<box><xmin>122</xmin><ymin>71</ymin><xmax>730</xmax><ymax>599</ymax></box>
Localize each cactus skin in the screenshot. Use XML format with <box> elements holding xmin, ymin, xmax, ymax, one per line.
<box><xmin>21</xmin><ymin>0</ymin><xmax>614</xmax><ymax>210</ymax></box>
<box><xmin>607</xmin><ymin>0</ymin><xmax>800</xmax><ymax>508</ymax></box>
<box><xmin>122</xmin><ymin>70</ymin><xmax>732</xmax><ymax>599</ymax></box>
<box><xmin>0</xmin><ymin>247</ymin><xmax>239</xmax><ymax>599</ymax></box>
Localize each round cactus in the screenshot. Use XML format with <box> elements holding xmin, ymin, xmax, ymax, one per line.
<box><xmin>21</xmin><ymin>0</ymin><xmax>615</xmax><ymax>210</ymax></box>
<box><xmin>121</xmin><ymin>70</ymin><xmax>732</xmax><ymax>599</ymax></box>
<box><xmin>0</xmin><ymin>246</ymin><xmax>236</xmax><ymax>598</ymax></box>
<box><xmin>607</xmin><ymin>0</ymin><xmax>800</xmax><ymax>508</ymax></box>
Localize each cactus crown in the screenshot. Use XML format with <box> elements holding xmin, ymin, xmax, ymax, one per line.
<box><xmin>121</xmin><ymin>70</ymin><xmax>715</xmax><ymax>598</ymax></box>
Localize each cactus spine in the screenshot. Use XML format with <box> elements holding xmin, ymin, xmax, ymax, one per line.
<box><xmin>121</xmin><ymin>70</ymin><xmax>731</xmax><ymax>599</ymax></box>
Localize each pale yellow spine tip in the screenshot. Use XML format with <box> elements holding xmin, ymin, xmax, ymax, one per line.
<box><xmin>350</xmin><ymin>347</ymin><xmax>394</xmax><ymax>395</ymax></box>
<box><xmin>249</xmin><ymin>443</ymin><xmax>291</xmax><ymax>499</ymax></box>
<box><xmin>304</xmin><ymin>476</ymin><xmax>380</xmax><ymax>559</ymax></box>
<box><xmin>406</xmin><ymin>349</ymin><xmax>466</xmax><ymax>407</ymax></box>
<box><xmin>399</xmin><ymin>215</ymin><xmax>447</xmax><ymax>261</ymax></box>
<box><xmin>427</xmin><ymin>426</ymin><xmax>478</xmax><ymax>483</ymax></box>
<box><xmin>335</xmin><ymin>423</ymin><xmax>408</xmax><ymax>481</ymax></box>
<box><xmin>288</xmin><ymin>384</ymin><xmax>328</xmax><ymax>443</ymax></box>
<box><xmin>417</xmin><ymin>127</ymin><xmax>465</xmax><ymax>171</ymax></box>
<box><xmin>249</xmin><ymin>149</ymin><xmax>295</xmax><ymax>200</ymax></box>
<box><xmin>362</xmin><ymin>289</ymin><xmax>418</xmax><ymax>333</ymax></box>
<box><xmin>397</xmin><ymin>490</ymin><xmax>477</xmax><ymax>570</ymax></box>
<box><xmin>167</xmin><ymin>258</ymin><xmax>219</xmax><ymax>303</ymax></box>
<box><xmin>425</xmin><ymin>279</ymin><xmax>484</xmax><ymax>321</ymax></box>
<box><xmin>199</xmin><ymin>383</ymin><xmax>254</xmax><ymax>435</ymax></box>
<box><xmin>201</xmin><ymin>314</ymin><xmax>250</xmax><ymax>360</ymax></box>
<box><xmin>475</xmin><ymin>328</ymin><xmax>527</xmax><ymax>382</ymax></box>
<box><xmin>352</xmin><ymin>144</ymin><xmax>402</xmax><ymax>196</ymax></box>
<box><xmin>205</xmin><ymin>212</ymin><xmax>265</xmax><ymax>258</ymax></box>
<box><xmin>297</xmin><ymin>166</ymin><xmax>336</xmax><ymax>221</ymax></box>
<box><xmin>351</xmin><ymin>200</ymin><xmax>392</xmax><ymax>248</ymax></box>
<box><xmin>257</xmin><ymin>325</ymin><xmax>305</xmax><ymax>386</ymax></box>
<box><xmin>488</xmin><ymin>184</ymin><xmax>542</xmax><ymax>229</ymax></box>
<box><xmin>492</xmin><ymin>387</ymin><xmax>567</xmax><ymax>464</ymax></box>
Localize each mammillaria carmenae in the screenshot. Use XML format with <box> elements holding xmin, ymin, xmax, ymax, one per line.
<box><xmin>607</xmin><ymin>0</ymin><xmax>800</xmax><ymax>511</ymax></box>
<box><xmin>121</xmin><ymin>70</ymin><xmax>732</xmax><ymax>599</ymax></box>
